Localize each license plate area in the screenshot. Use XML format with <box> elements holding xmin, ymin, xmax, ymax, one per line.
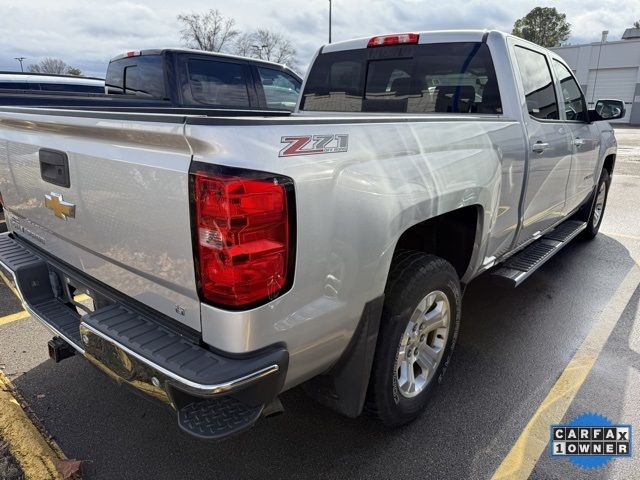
<box><xmin>49</xmin><ymin>267</ymin><xmax>114</xmax><ymax>316</ymax></box>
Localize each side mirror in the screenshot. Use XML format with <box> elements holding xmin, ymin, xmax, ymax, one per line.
<box><xmin>589</xmin><ymin>99</ymin><xmax>626</xmax><ymax>122</ymax></box>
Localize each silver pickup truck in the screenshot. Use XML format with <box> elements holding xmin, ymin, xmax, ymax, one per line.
<box><xmin>0</xmin><ymin>30</ymin><xmax>623</xmax><ymax>440</ymax></box>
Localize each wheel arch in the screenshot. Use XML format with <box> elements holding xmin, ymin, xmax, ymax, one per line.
<box><xmin>603</xmin><ymin>153</ymin><xmax>616</xmax><ymax>176</ymax></box>
<box><xmin>392</xmin><ymin>204</ymin><xmax>483</xmax><ymax>282</ymax></box>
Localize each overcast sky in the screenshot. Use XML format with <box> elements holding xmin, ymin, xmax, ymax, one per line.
<box><xmin>1</xmin><ymin>0</ymin><xmax>638</xmax><ymax>77</ymax></box>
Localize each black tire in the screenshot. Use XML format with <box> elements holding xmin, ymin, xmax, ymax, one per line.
<box><xmin>580</xmin><ymin>169</ymin><xmax>611</xmax><ymax>240</ymax></box>
<box><xmin>366</xmin><ymin>250</ymin><xmax>461</xmax><ymax>427</ymax></box>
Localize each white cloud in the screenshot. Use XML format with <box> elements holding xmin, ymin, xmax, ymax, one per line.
<box><xmin>0</xmin><ymin>0</ymin><xmax>638</xmax><ymax>76</ymax></box>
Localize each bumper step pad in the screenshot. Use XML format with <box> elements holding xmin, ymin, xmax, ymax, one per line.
<box><xmin>83</xmin><ymin>304</ymin><xmax>223</xmax><ymax>386</ymax></box>
<box><xmin>82</xmin><ymin>303</ymin><xmax>287</xmax><ymax>390</ymax></box>
<box><xmin>491</xmin><ymin>220</ymin><xmax>586</xmax><ymax>287</ymax></box>
<box><xmin>178</xmin><ymin>396</ymin><xmax>263</xmax><ymax>440</ymax></box>
<box><xmin>0</xmin><ymin>233</ymin><xmax>41</xmax><ymax>271</ymax></box>
<box><xmin>31</xmin><ymin>299</ymin><xmax>82</xmax><ymax>347</ymax></box>
<box><xmin>0</xmin><ymin>234</ymin><xmax>83</xmax><ymax>350</ymax></box>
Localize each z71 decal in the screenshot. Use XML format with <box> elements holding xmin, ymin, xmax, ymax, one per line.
<box><xmin>279</xmin><ymin>134</ymin><xmax>349</xmax><ymax>157</ymax></box>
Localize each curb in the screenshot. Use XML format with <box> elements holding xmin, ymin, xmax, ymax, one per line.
<box><xmin>0</xmin><ymin>370</ymin><xmax>66</xmax><ymax>479</ymax></box>
<box><xmin>0</xmin><ymin>266</ymin><xmax>74</xmax><ymax>479</ymax></box>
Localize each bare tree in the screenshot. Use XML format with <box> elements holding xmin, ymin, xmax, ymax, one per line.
<box><xmin>177</xmin><ymin>9</ymin><xmax>239</xmax><ymax>52</ymax></box>
<box><xmin>233</xmin><ymin>29</ymin><xmax>298</xmax><ymax>68</ymax></box>
<box><xmin>234</xmin><ymin>33</ymin><xmax>255</xmax><ymax>57</ymax></box>
<box><xmin>27</xmin><ymin>58</ymin><xmax>69</xmax><ymax>75</ymax></box>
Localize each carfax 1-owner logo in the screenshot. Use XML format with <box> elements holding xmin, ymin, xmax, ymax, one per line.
<box><xmin>550</xmin><ymin>413</ymin><xmax>632</xmax><ymax>469</ymax></box>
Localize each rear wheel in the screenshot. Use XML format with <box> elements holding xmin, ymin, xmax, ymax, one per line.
<box><xmin>581</xmin><ymin>169</ymin><xmax>610</xmax><ymax>239</ymax></box>
<box><xmin>367</xmin><ymin>251</ymin><xmax>461</xmax><ymax>426</ymax></box>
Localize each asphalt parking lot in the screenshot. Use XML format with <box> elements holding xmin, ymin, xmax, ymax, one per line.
<box><xmin>1</xmin><ymin>127</ymin><xmax>640</xmax><ymax>479</ymax></box>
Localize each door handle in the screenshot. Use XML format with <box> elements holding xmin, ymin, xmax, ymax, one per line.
<box><xmin>39</xmin><ymin>149</ymin><xmax>70</xmax><ymax>188</ymax></box>
<box><xmin>531</xmin><ymin>141</ymin><xmax>550</xmax><ymax>153</ymax></box>
<box><xmin>573</xmin><ymin>138</ymin><xmax>585</xmax><ymax>147</ymax></box>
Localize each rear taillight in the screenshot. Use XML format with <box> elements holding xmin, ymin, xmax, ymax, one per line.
<box><xmin>367</xmin><ymin>33</ymin><xmax>419</xmax><ymax>47</ymax></box>
<box><xmin>192</xmin><ymin>167</ymin><xmax>293</xmax><ymax>308</ymax></box>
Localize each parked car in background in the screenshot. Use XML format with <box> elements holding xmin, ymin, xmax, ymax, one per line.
<box><xmin>0</xmin><ymin>50</ymin><xmax>302</xmax><ymax>112</ymax></box>
<box><xmin>0</xmin><ymin>72</ymin><xmax>105</xmax><ymax>93</ymax></box>
<box><xmin>0</xmin><ymin>30</ymin><xmax>623</xmax><ymax>441</ymax></box>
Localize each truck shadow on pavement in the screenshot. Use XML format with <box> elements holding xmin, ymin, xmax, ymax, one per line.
<box><xmin>527</xmin><ymin>279</ymin><xmax>640</xmax><ymax>480</ymax></box>
<box><xmin>9</xmin><ymin>234</ymin><xmax>639</xmax><ymax>480</ymax></box>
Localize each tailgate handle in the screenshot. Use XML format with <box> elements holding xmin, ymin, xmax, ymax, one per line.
<box><xmin>39</xmin><ymin>149</ymin><xmax>70</xmax><ymax>188</ymax></box>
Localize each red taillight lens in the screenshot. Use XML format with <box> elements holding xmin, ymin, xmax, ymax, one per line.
<box><xmin>193</xmin><ymin>171</ymin><xmax>291</xmax><ymax>307</ymax></box>
<box><xmin>367</xmin><ymin>33</ymin><xmax>419</xmax><ymax>47</ymax></box>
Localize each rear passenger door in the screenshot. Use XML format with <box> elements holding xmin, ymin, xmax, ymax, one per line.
<box><xmin>511</xmin><ymin>43</ymin><xmax>573</xmax><ymax>246</ymax></box>
<box><xmin>551</xmin><ymin>59</ymin><xmax>600</xmax><ymax>213</ymax></box>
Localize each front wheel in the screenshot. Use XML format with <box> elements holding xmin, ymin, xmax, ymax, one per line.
<box><xmin>366</xmin><ymin>251</ymin><xmax>461</xmax><ymax>427</ymax></box>
<box><xmin>581</xmin><ymin>169</ymin><xmax>611</xmax><ymax>239</ymax></box>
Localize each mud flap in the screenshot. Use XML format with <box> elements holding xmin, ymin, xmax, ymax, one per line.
<box><xmin>302</xmin><ymin>295</ymin><xmax>384</xmax><ymax>418</ymax></box>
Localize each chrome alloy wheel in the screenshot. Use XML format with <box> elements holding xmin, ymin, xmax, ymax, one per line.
<box><xmin>592</xmin><ymin>181</ymin><xmax>606</xmax><ymax>228</ymax></box>
<box><xmin>395</xmin><ymin>290</ymin><xmax>450</xmax><ymax>398</ymax></box>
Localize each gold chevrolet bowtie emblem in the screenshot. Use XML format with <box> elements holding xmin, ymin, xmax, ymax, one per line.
<box><xmin>44</xmin><ymin>193</ymin><xmax>75</xmax><ymax>220</ymax></box>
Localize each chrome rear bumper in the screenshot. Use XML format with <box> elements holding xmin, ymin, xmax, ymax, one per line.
<box><xmin>0</xmin><ymin>232</ymin><xmax>288</xmax><ymax>439</ymax></box>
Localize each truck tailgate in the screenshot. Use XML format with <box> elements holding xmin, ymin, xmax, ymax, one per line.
<box><xmin>0</xmin><ymin>109</ymin><xmax>200</xmax><ymax>331</ymax></box>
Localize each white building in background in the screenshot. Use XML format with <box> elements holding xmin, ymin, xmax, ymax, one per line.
<box><xmin>551</xmin><ymin>28</ymin><xmax>640</xmax><ymax>124</ymax></box>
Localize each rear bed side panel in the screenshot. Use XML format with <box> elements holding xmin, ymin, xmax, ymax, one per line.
<box><xmin>185</xmin><ymin>116</ymin><xmax>525</xmax><ymax>388</ymax></box>
<box><xmin>0</xmin><ymin>111</ymin><xmax>201</xmax><ymax>331</ymax></box>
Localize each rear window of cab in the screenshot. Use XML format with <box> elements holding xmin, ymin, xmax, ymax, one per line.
<box><xmin>300</xmin><ymin>42</ymin><xmax>502</xmax><ymax>115</ymax></box>
<box><xmin>106</xmin><ymin>55</ymin><xmax>165</xmax><ymax>98</ymax></box>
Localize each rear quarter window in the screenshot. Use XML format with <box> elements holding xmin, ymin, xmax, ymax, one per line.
<box><xmin>301</xmin><ymin>42</ymin><xmax>502</xmax><ymax>114</ymax></box>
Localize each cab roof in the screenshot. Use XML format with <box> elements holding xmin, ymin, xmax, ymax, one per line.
<box><xmin>321</xmin><ymin>30</ymin><xmax>510</xmax><ymax>53</ymax></box>
<box><xmin>109</xmin><ymin>48</ymin><xmax>301</xmax><ymax>80</ymax></box>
